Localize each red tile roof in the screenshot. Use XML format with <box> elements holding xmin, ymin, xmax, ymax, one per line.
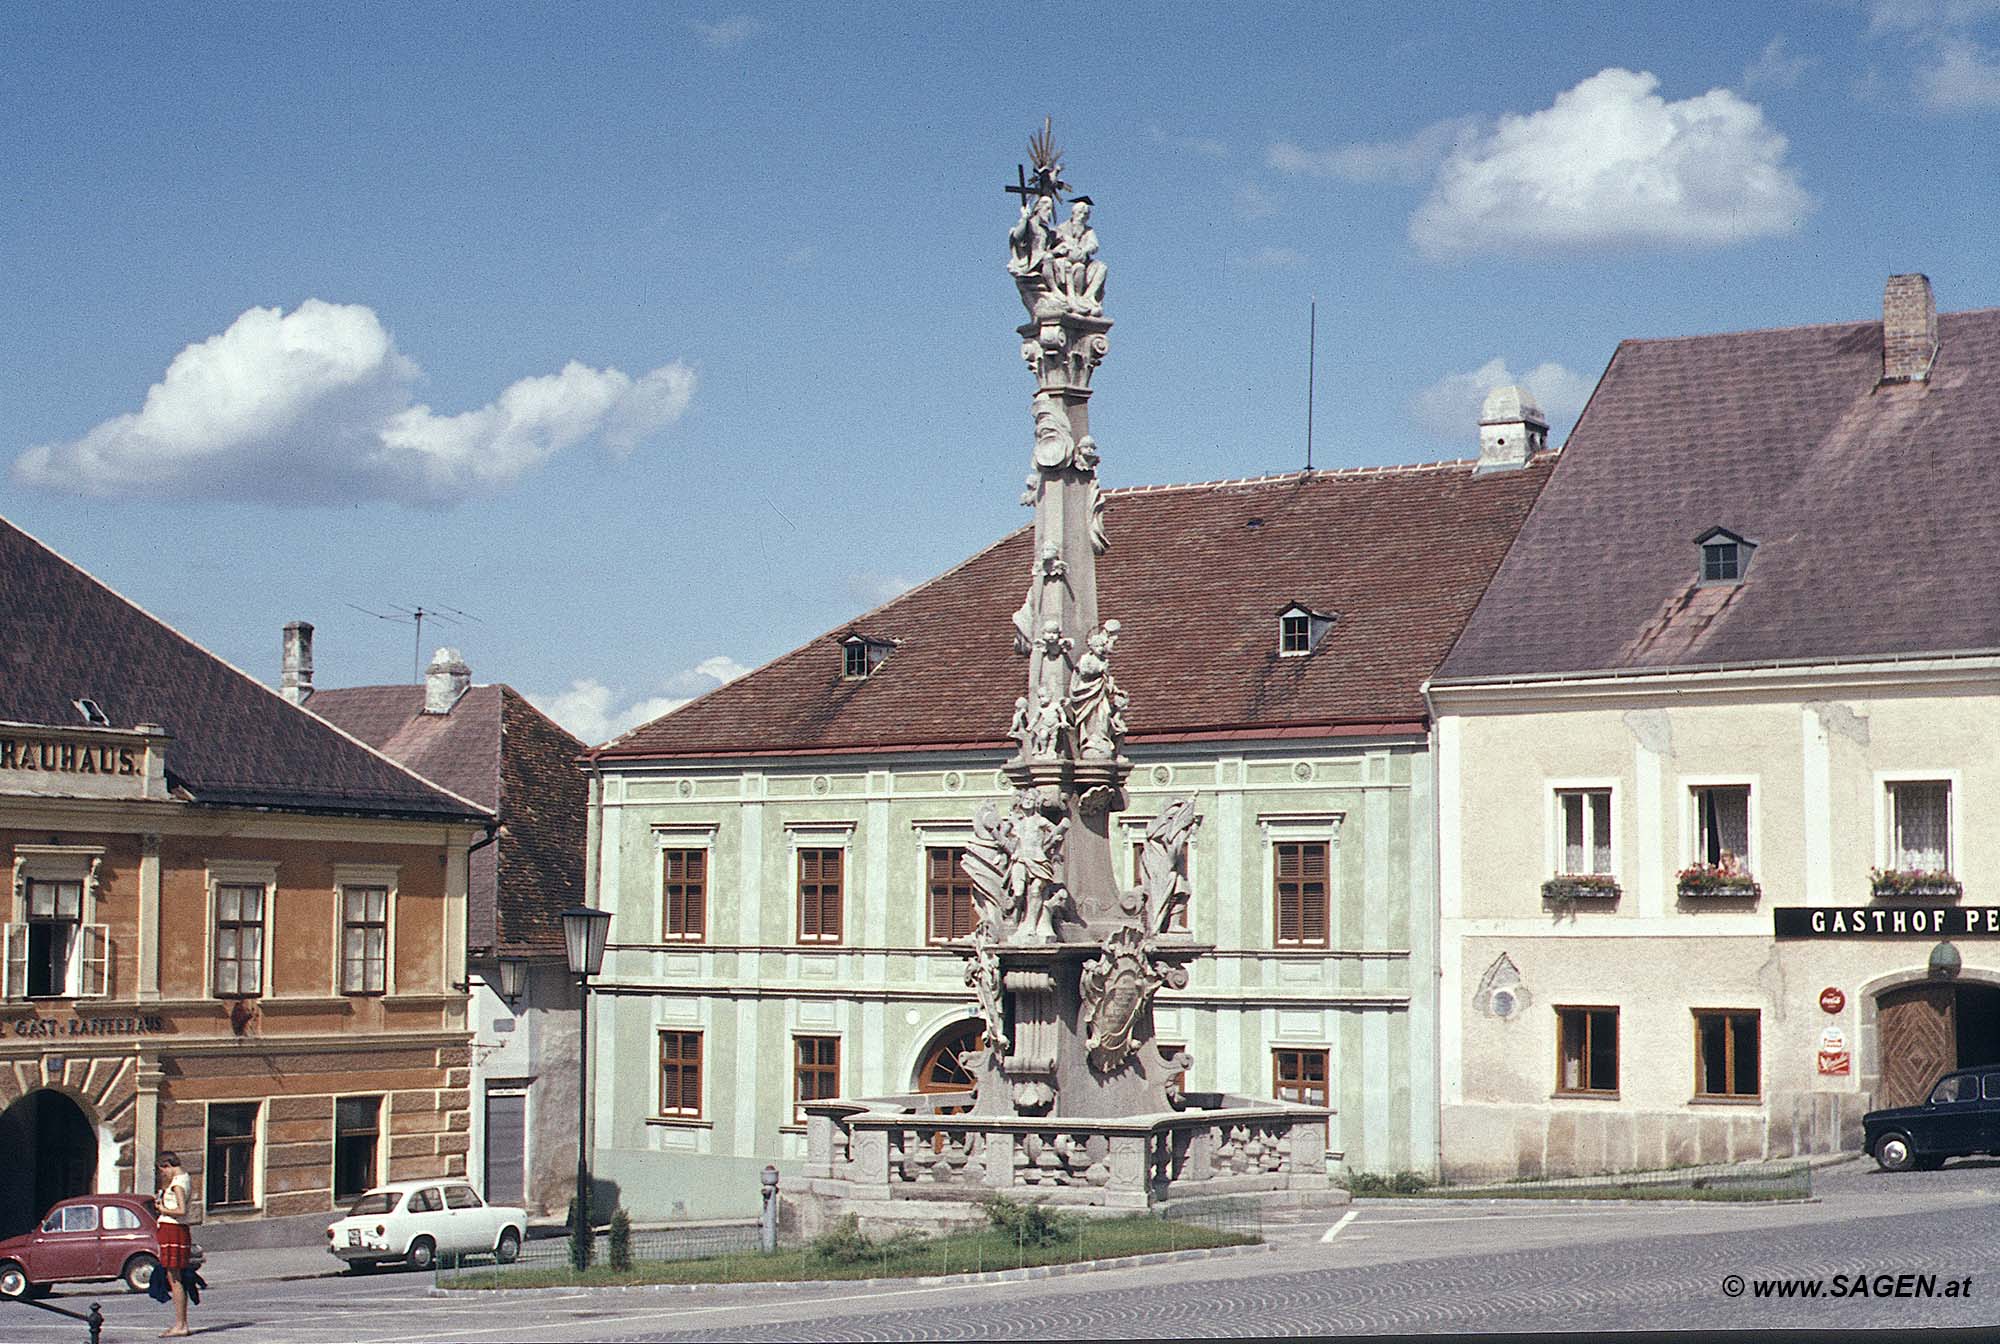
<box><xmin>593</xmin><ymin>459</ymin><xmax>1555</xmax><ymax>761</ymax></box>
<box><xmin>1440</xmin><ymin>307</ymin><xmax>2000</xmax><ymax>680</ymax></box>
<box><xmin>309</xmin><ymin>684</ymin><xmax>585</xmax><ymax>954</ymax></box>
<box><xmin>0</xmin><ymin>516</ymin><xmax>488</xmax><ymax>821</ymax></box>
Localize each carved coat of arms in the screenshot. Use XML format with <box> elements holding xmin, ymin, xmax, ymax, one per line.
<box><xmin>1079</xmin><ymin>925</ymin><xmax>1185</xmax><ymax>1073</ymax></box>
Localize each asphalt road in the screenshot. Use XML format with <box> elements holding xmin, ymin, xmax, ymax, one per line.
<box><xmin>9</xmin><ymin>1157</ymin><xmax>2000</xmax><ymax>1341</ymax></box>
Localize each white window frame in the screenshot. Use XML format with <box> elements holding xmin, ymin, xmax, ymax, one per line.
<box><xmin>332</xmin><ymin>863</ymin><xmax>400</xmax><ymax>997</ymax></box>
<box><xmin>7</xmin><ymin>846</ymin><xmax>108</xmax><ymax>1000</ymax></box>
<box><xmin>1875</xmin><ymin>771</ymin><xmax>1961</xmax><ymax>873</ymax></box>
<box><xmin>205</xmin><ymin>861</ymin><xmax>278</xmax><ymax>999</ymax></box>
<box><xmin>786</xmin><ymin>822</ymin><xmax>854</xmax><ymax>947</ymax></box>
<box><xmin>1256</xmin><ymin>812</ymin><xmax>1343</xmax><ymax>950</ymax></box>
<box><xmin>1678</xmin><ymin>777</ymin><xmax>1760</xmax><ymax>872</ymax></box>
<box><xmin>1547</xmin><ymin>781</ymin><xmax>1619</xmax><ymax>880</ymax></box>
<box><xmin>652</xmin><ymin>824</ymin><xmax>719</xmax><ymax>946</ymax></box>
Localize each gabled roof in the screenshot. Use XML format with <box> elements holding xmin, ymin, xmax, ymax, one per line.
<box><xmin>0</xmin><ymin>516</ymin><xmax>488</xmax><ymax>822</ymax></box>
<box><xmin>1439</xmin><ymin>307</ymin><xmax>2000</xmax><ymax>681</ymax></box>
<box><xmin>308</xmin><ymin>683</ymin><xmax>584</xmax><ymax>954</ymax></box>
<box><xmin>593</xmin><ymin>458</ymin><xmax>1554</xmax><ymax>762</ymax></box>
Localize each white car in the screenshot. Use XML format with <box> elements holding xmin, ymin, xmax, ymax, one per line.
<box><xmin>326</xmin><ymin>1179</ymin><xmax>525</xmax><ymax>1272</ymax></box>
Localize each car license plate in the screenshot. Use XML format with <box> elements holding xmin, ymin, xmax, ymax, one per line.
<box><xmin>348</xmin><ymin>1230</ymin><xmax>361</xmax><ymax>1246</ymax></box>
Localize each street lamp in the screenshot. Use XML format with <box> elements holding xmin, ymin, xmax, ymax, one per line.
<box><xmin>495</xmin><ymin>955</ymin><xmax>528</xmax><ymax>1007</ymax></box>
<box><xmin>560</xmin><ymin>905</ymin><xmax>612</xmax><ymax>1264</ymax></box>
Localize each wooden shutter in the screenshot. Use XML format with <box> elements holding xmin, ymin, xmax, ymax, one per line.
<box><xmin>78</xmin><ymin>925</ymin><xmax>109</xmax><ymax>998</ymax></box>
<box><xmin>1275</xmin><ymin>842</ymin><xmax>1329</xmax><ymax>947</ymax></box>
<box><xmin>2</xmin><ymin>924</ymin><xmax>23</xmax><ymax>1000</ymax></box>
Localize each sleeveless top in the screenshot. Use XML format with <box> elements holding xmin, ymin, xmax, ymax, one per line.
<box><xmin>158</xmin><ymin>1172</ymin><xmax>191</xmax><ymax>1226</ymax></box>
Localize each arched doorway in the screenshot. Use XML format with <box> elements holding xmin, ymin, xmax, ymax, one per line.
<box><xmin>0</xmin><ymin>1090</ymin><xmax>97</xmax><ymax>1238</ymax></box>
<box><xmin>913</xmin><ymin>1020</ymin><xmax>984</xmax><ymax>1111</ymax></box>
<box><xmin>1876</xmin><ymin>981</ymin><xmax>2000</xmax><ymax>1109</ymax></box>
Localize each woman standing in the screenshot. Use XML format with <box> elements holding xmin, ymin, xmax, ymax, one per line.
<box><xmin>154</xmin><ymin>1152</ymin><xmax>193</xmax><ymax>1338</ymax></box>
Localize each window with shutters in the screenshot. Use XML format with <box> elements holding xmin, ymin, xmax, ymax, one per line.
<box><xmin>659</xmin><ymin>1030</ymin><xmax>703</xmax><ymax>1118</ymax></box>
<box><xmin>339</xmin><ymin>886</ymin><xmax>388</xmax><ymax>995</ymax></box>
<box><xmin>1273</xmin><ymin>841</ymin><xmax>1330</xmax><ymax>948</ymax></box>
<box><xmin>662</xmin><ymin>849</ymin><xmax>707</xmax><ymax>942</ymax></box>
<box><xmin>797</xmin><ymin>849</ymin><xmax>844</xmax><ymax>944</ymax></box>
<box><xmin>793</xmin><ymin>1035</ymin><xmax>841</xmax><ymax>1124</ymax></box>
<box><xmin>1556</xmin><ymin>1006</ymin><xmax>1619</xmax><ymax>1095</ymax></box>
<box><xmin>926</xmin><ymin>846</ymin><xmax>978</xmax><ymax>944</ymax></box>
<box><xmin>5</xmin><ymin>877</ymin><xmax>107</xmax><ymax>1000</ymax></box>
<box><xmin>206</xmin><ymin>1101</ymin><xmax>260</xmax><ymax>1209</ymax></box>
<box><xmin>213</xmin><ymin>883</ymin><xmax>266</xmax><ymax>998</ymax></box>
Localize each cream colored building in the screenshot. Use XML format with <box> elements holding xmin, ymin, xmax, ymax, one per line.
<box><xmin>1432</xmin><ymin>276</ymin><xmax>2000</xmax><ymax>1178</ymax></box>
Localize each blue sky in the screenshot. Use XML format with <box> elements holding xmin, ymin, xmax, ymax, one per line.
<box><xmin>5</xmin><ymin>2</ymin><xmax>2000</xmax><ymax>742</ymax></box>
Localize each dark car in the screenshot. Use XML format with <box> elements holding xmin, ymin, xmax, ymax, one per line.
<box><xmin>0</xmin><ymin>1194</ymin><xmax>163</xmax><ymax>1299</ymax></box>
<box><xmin>1863</xmin><ymin>1066</ymin><xmax>2000</xmax><ymax>1171</ymax></box>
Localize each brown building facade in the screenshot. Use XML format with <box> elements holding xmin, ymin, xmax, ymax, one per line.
<box><xmin>0</xmin><ymin>519</ymin><xmax>490</xmax><ymax>1237</ymax></box>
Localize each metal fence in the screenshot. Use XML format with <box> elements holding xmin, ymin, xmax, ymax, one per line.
<box><xmin>435</xmin><ymin>1220</ymin><xmax>763</xmax><ymax>1284</ymax></box>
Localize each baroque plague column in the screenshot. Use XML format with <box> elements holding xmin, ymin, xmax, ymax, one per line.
<box><xmin>801</xmin><ymin>126</ymin><xmax>1333</xmax><ymax>1222</ymax></box>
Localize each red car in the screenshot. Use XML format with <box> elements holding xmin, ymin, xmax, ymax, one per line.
<box><xmin>0</xmin><ymin>1194</ymin><xmax>163</xmax><ymax>1299</ymax></box>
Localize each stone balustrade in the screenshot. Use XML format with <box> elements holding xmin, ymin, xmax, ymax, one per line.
<box><xmin>803</xmin><ymin>1093</ymin><xmax>1331</xmax><ymax>1210</ymax></box>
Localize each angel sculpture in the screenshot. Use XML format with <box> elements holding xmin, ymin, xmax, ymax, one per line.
<box><xmin>1139</xmin><ymin>797</ymin><xmax>1202</xmax><ymax>936</ymax></box>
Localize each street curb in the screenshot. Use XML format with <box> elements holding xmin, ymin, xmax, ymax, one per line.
<box><xmin>1350</xmin><ymin>1196</ymin><xmax>1821</xmax><ymax>1209</ymax></box>
<box><xmin>425</xmin><ymin>1240</ymin><xmax>1272</xmax><ymax>1297</ymax></box>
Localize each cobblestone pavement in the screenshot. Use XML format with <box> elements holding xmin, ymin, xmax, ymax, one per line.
<box><xmin>8</xmin><ymin>1157</ymin><xmax>2000</xmax><ymax>1340</ymax></box>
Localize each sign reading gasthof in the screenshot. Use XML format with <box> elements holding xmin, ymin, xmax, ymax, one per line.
<box><xmin>1775</xmin><ymin>906</ymin><xmax>2000</xmax><ymax>938</ymax></box>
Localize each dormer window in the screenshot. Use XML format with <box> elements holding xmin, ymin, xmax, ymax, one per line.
<box><xmin>1694</xmin><ymin>528</ymin><xmax>1755</xmax><ymax>586</ymax></box>
<box><xmin>837</xmin><ymin>634</ymin><xmax>894</xmax><ymax>680</ymax></box>
<box><xmin>1276</xmin><ymin>603</ymin><xmax>1335</xmax><ymax>657</ymax></box>
<box><xmin>72</xmin><ymin>698</ymin><xmax>109</xmax><ymax>727</ymax></box>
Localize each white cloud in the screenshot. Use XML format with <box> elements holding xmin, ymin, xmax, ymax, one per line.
<box><xmin>1267</xmin><ymin>117</ymin><xmax>1479</xmax><ymax>184</ymax></box>
<box><xmin>1409</xmin><ymin>358</ymin><xmax>1595</xmax><ymax>443</ymax></box>
<box><xmin>1234</xmin><ymin>182</ymin><xmax>1281</xmax><ymax>220</ymax></box>
<box><xmin>1743</xmin><ymin>35</ymin><xmax>1814</xmax><ymax>91</ymax></box>
<box><xmin>690</xmin><ymin>16</ymin><xmax>761</xmax><ymax>48</ymax></box>
<box><xmin>527</xmin><ymin>655</ymin><xmax>750</xmax><ymax>745</ymax></box>
<box><xmin>1866</xmin><ymin>1</ymin><xmax>2000</xmax><ymax>37</ymax></box>
<box><xmin>1409</xmin><ymin>69</ymin><xmax>1811</xmax><ymax>255</ymax></box>
<box><xmin>12</xmin><ymin>301</ymin><xmax>695</xmax><ymax>505</ymax></box>
<box><xmin>1918</xmin><ymin>37</ymin><xmax>2000</xmax><ymax>107</ymax></box>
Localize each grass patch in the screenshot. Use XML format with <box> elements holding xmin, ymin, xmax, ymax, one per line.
<box><xmin>442</xmin><ymin>1213</ymin><xmax>1255</xmax><ymax>1290</ymax></box>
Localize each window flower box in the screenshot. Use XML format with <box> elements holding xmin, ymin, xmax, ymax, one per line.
<box><xmin>1677</xmin><ymin>864</ymin><xmax>1761</xmax><ymax>899</ymax></box>
<box><xmin>1542</xmin><ymin>874</ymin><xmax>1621</xmax><ymax>904</ymax></box>
<box><xmin>1870</xmin><ymin>868</ymin><xmax>1963</xmax><ymax>900</ymax></box>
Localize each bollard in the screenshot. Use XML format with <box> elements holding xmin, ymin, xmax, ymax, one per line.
<box><xmin>759</xmin><ymin>1164</ymin><xmax>780</xmax><ymax>1253</ymax></box>
<box><xmin>87</xmin><ymin>1301</ymin><xmax>103</xmax><ymax>1344</ymax></box>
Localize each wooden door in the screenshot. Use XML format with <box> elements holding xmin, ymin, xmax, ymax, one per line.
<box><xmin>1878</xmin><ymin>984</ymin><xmax>1957</xmax><ymax>1110</ymax></box>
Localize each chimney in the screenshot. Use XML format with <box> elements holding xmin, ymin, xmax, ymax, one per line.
<box><xmin>280</xmin><ymin>621</ymin><xmax>314</xmax><ymax>705</ymax></box>
<box><xmin>1476</xmin><ymin>384</ymin><xmax>1548</xmax><ymax>474</ymax></box>
<box><xmin>1883</xmin><ymin>273</ymin><xmax>1938</xmax><ymax>383</ymax></box>
<box><xmin>424</xmin><ymin>647</ymin><xmax>471</xmax><ymax>715</ymax></box>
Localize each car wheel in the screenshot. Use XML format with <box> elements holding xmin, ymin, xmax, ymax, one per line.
<box><xmin>122</xmin><ymin>1253</ymin><xmax>161</xmax><ymax>1293</ymax></box>
<box><xmin>0</xmin><ymin>1261</ymin><xmax>29</xmax><ymax>1300</ymax></box>
<box><xmin>406</xmin><ymin>1237</ymin><xmax>436</xmax><ymax>1272</ymax></box>
<box><xmin>495</xmin><ymin>1228</ymin><xmax>521</xmax><ymax>1264</ymax></box>
<box><xmin>1875</xmin><ymin>1131</ymin><xmax>1917</xmax><ymax>1172</ymax></box>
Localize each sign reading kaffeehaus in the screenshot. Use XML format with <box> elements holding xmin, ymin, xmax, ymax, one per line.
<box><xmin>0</xmin><ymin>723</ymin><xmax>169</xmax><ymax>801</ymax></box>
<box><xmin>1775</xmin><ymin>906</ymin><xmax>2000</xmax><ymax>938</ymax></box>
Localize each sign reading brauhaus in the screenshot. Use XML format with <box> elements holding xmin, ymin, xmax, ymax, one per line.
<box><xmin>1774</xmin><ymin>906</ymin><xmax>2000</xmax><ymax>938</ymax></box>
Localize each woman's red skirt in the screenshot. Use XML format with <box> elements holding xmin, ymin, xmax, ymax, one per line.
<box><xmin>157</xmin><ymin>1221</ymin><xmax>191</xmax><ymax>1270</ymax></box>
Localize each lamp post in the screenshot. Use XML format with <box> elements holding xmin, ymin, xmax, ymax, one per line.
<box><xmin>495</xmin><ymin>954</ymin><xmax>528</xmax><ymax>1007</ymax></box>
<box><xmin>560</xmin><ymin>905</ymin><xmax>612</xmax><ymax>1267</ymax></box>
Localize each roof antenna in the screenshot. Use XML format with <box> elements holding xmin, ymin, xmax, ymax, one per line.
<box><xmin>345</xmin><ymin>603</ymin><xmax>482</xmax><ymax>682</ymax></box>
<box><xmin>1305</xmin><ymin>296</ymin><xmax>1317</xmax><ymax>472</ymax></box>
